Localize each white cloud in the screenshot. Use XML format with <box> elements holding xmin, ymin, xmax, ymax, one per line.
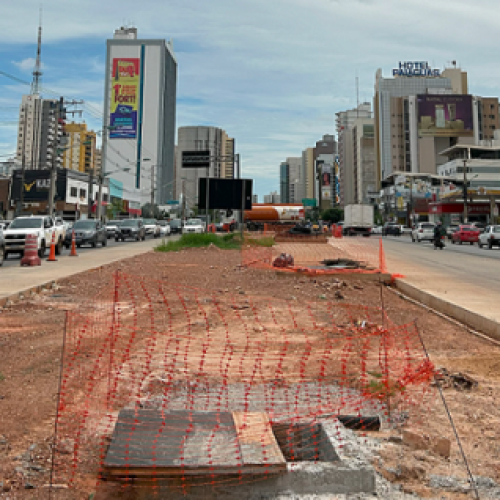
<box><xmin>12</xmin><ymin>57</ymin><xmax>46</xmax><ymax>72</ymax></box>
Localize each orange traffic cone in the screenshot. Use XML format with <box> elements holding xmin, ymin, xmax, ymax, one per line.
<box><xmin>47</xmin><ymin>232</ymin><xmax>57</xmax><ymax>262</ymax></box>
<box><xmin>69</xmin><ymin>230</ymin><xmax>78</xmax><ymax>257</ymax></box>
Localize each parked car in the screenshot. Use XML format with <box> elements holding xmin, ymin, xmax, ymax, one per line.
<box><xmin>0</xmin><ymin>227</ymin><xmax>5</xmax><ymax>266</ymax></box>
<box><xmin>115</xmin><ymin>219</ymin><xmax>146</xmax><ymax>241</ymax></box>
<box><xmin>383</xmin><ymin>223</ymin><xmax>400</xmax><ymax>236</ymax></box>
<box><xmin>170</xmin><ymin>219</ymin><xmax>183</xmax><ymax>234</ymax></box>
<box><xmin>399</xmin><ymin>225</ymin><xmax>412</xmax><ymax>235</ymax></box>
<box><xmin>446</xmin><ymin>224</ymin><xmax>460</xmax><ymax>240</ymax></box>
<box><xmin>478</xmin><ymin>225</ymin><xmax>500</xmax><ymax>249</ymax></box>
<box><xmin>471</xmin><ymin>222</ymin><xmax>486</xmax><ymax>232</ymax></box>
<box><xmin>411</xmin><ymin>222</ymin><xmax>435</xmax><ymax>243</ymax></box>
<box><xmin>105</xmin><ymin>220</ymin><xmax>123</xmax><ymax>239</ymax></box>
<box><xmin>3</xmin><ymin>216</ymin><xmax>65</xmax><ymax>258</ymax></box>
<box><xmin>183</xmin><ymin>219</ymin><xmax>205</xmax><ymax>234</ymax></box>
<box><xmin>158</xmin><ymin>220</ymin><xmax>171</xmax><ymax>236</ymax></box>
<box><xmin>64</xmin><ymin>219</ymin><xmax>107</xmax><ymax>248</ymax></box>
<box><xmin>452</xmin><ymin>225</ymin><xmax>481</xmax><ymax>245</ymax></box>
<box><xmin>143</xmin><ymin>218</ymin><xmax>161</xmax><ymax>238</ymax></box>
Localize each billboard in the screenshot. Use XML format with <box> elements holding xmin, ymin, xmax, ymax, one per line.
<box><xmin>417</xmin><ymin>95</ymin><xmax>473</xmax><ymax>137</ymax></box>
<box><xmin>321</xmin><ymin>164</ymin><xmax>332</xmax><ymax>201</ymax></box>
<box><xmin>198</xmin><ymin>178</ymin><xmax>253</xmax><ymax>210</ymax></box>
<box><xmin>110</xmin><ymin>58</ymin><xmax>140</xmax><ymax>139</ymax></box>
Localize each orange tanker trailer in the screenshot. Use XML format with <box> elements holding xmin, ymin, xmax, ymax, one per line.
<box><xmin>244</xmin><ymin>204</ymin><xmax>305</xmax><ymax>231</ymax></box>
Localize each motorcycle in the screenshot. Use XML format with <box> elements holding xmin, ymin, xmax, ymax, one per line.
<box><xmin>434</xmin><ymin>235</ymin><xmax>445</xmax><ymax>250</ymax></box>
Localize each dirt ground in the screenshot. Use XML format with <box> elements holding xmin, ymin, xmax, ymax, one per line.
<box><xmin>0</xmin><ymin>246</ymin><xmax>499</xmax><ymax>498</ymax></box>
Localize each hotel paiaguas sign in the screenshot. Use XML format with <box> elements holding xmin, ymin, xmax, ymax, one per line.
<box><xmin>393</xmin><ymin>62</ymin><xmax>440</xmax><ymax>77</ymax></box>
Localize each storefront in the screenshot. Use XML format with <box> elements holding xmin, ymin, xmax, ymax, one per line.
<box><xmin>428</xmin><ymin>201</ymin><xmax>498</xmax><ymax>225</ymax></box>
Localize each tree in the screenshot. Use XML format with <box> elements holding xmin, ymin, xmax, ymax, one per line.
<box><xmin>106</xmin><ymin>199</ymin><xmax>125</xmax><ymax>219</ymax></box>
<box><xmin>141</xmin><ymin>203</ymin><xmax>161</xmax><ymax>218</ymax></box>
<box><xmin>321</xmin><ymin>207</ymin><xmax>344</xmax><ymax>223</ymax></box>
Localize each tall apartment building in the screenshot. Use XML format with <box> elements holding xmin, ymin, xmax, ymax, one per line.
<box><xmin>94</xmin><ymin>148</ymin><xmax>102</xmax><ymax>176</ymax></box>
<box><xmin>352</xmin><ymin>119</ymin><xmax>376</xmax><ymax>204</ymax></box>
<box><xmin>477</xmin><ymin>97</ymin><xmax>500</xmax><ymax>141</ymax></box>
<box><xmin>336</xmin><ymin>103</ymin><xmax>372</xmax><ymax>204</ymax></box>
<box><xmin>16</xmin><ymin>94</ymin><xmax>66</xmax><ymax>170</ymax></box>
<box><xmin>280</xmin><ymin>161</ymin><xmax>289</xmax><ymax>203</ymax></box>
<box><xmin>287</xmin><ymin>157</ymin><xmax>302</xmax><ymax>203</ymax></box>
<box><xmin>301</xmin><ymin>147</ymin><xmax>315</xmax><ymax>199</ymax></box>
<box><xmin>263</xmin><ymin>191</ymin><xmax>280</xmax><ymax>204</ymax></box>
<box><xmin>175</xmin><ymin>126</ymin><xmax>236</xmax><ymax>208</ymax></box>
<box><xmin>102</xmin><ymin>26</ymin><xmax>177</xmax><ymax>210</ymax></box>
<box><xmin>314</xmin><ymin>135</ymin><xmax>338</xmax><ymax>209</ymax></box>
<box><xmin>62</xmin><ymin>123</ymin><xmax>97</xmax><ymax>173</ymax></box>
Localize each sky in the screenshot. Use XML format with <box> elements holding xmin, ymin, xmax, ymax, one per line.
<box><xmin>1</xmin><ymin>0</ymin><xmax>500</xmax><ymax>198</ymax></box>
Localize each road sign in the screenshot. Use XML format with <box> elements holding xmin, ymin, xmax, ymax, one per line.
<box><xmin>302</xmin><ymin>198</ymin><xmax>317</xmax><ymax>207</ymax></box>
<box><xmin>166</xmin><ymin>200</ymin><xmax>179</xmax><ymax>205</ymax></box>
<box><xmin>182</xmin><ymin>150</ymin><xmax>211</xmax><ymax>169</ymax></box>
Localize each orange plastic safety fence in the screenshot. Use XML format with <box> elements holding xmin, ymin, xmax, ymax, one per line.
<box><xmin>51</xmin><ymin>272</ymin><xmax>433</xmax><ymax>497</ymax></box>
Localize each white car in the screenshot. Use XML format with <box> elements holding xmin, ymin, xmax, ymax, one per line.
<box><xmin>411</xmin><ymin>222</ymin><xmax>436</xmax><ymax>243</ymax></box>
<box><xmin>3</xmin><ymin>216</ymin><xmax>64</xmax><ymax>258</ymax></box>
<box><xmin>143</xmin><ymin>219</ymin><xmax>161</xmax><ymax>238</ymax></box>
<box><xmin>399</xmin><ymin>225</ymin><xmax>412</xmax><ymax>235</ymax></box>
<box><xmin>158</xmin><ymin>220</ymin><xmax>171</xmax><ymax>236</ymax></box>
<box><xmin>371</xmin><ymin>225</ymin><xmax>383</xmax><ymax>234</ymax></box>
<box><xmin>478</xmin><ymin>225</ymin><xmax>500</xmax><ymax>249</ymax></box>
<box><xmin>183</xmin><ymin>219</ymin><xmax>205</xmax><ymax>234</ymax></box>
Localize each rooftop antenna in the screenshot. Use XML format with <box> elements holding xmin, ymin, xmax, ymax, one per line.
<box><xmin>31</xmin><ymin>6</ymin><xmax>43</xmax><ymax>96</ymax></box>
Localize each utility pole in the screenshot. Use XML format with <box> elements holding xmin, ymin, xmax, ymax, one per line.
<box><xmin>17</xmin><ymin>106</ymin><xmax>28</xmax><ymax>216</ymax></box>
<box><xmin>463</xmin><ymin>158</ymin><xmax>468</xmax><ymax>224</ymax></box>
<box><xmin>87</xmin><ymin>165</ymin><xmax>94</xmax><ymax>218</ymax></box>
<box><xmin>96</xmin><ymin>124</ymin><xmax>109</xmax><ymax>221</ymax></box>
<box><xmin>151</xmin><ymin>165</ymin><xmax>155</xmax><ymax>206</ymax></box>
<box><xmin>47</xmin><ymin>102</ymin><xmax>59</xmax><ymax>216</ymax></box>
<box><xmin>181</xmin><ymin>178</ymin><xmax>186</xmax><ymax>221</ymax></box>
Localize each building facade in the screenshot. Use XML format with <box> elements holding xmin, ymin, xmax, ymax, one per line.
<box><xmin>102</xmin><ymin>27</ymin><xmax>177</xmax><ymax>207</ymax></box>
<box><xmin>336</xmin><ymin>103</ymin><xmax>372</xmax><ymax>205</ymax></box>
<box><xmin>351</xmin><ymin>119</ymin><xmax>376</xmax><ymax>204</ymax></box>
<box><xmin>16</xmin><ymin>95</ymin><xmax>67</xmax><ymax>170</ymax></box>
<box><xmin>301</xmin><ymin>147</ymin><xmax>315</xmax><ymax>200</ymax></box>
<box><xmin>175</xmin><ymin>126</ymin><xmax>236</xmax><ymax>209</ymax></box>
<box><xmin>62</xmin><ymin>122</ymin><xmax>97</xmax><ymax>173</ymax></box>
<box><xmin>263</xmin><ymin>191</ymin><xmax>280</xmax><ymax>204</ymax></box>
<box><xmin>314</xmin><ymin>135</ymin><xmax>338</xmax><ymax>210</ymax></box>
<box><xmin>286</xmin><ymin>157</ymin><xmax>302</xmax><ymax>203</ymax></box>
<box><xmin>280</xmin><ymin>161</ymin><xmax>289</xmax><ymax>203</ymax></box>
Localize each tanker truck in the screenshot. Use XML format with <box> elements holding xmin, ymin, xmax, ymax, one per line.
<box><xmin>244</xmin><ymin>204</ymin><xmax>305</xmax><ymax>231</ymax></box>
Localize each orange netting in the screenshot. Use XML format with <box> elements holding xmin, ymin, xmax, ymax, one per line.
<box><xmin>50</xmin><ymin>272</ymin><xmax>435</xmax><ymax>497</ymax></box>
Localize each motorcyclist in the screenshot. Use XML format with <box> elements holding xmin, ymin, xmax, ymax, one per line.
<box><xmin>433</xmin><ymin>221</ymin><xmax>445</xmax><ymax>249</ymax></box>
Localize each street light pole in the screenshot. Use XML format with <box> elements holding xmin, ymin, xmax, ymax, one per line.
<box><xmin>151</xmin><ymin>165</ymin><xmax>155</xmax><ymax>206</ymax></box>
<box><xmin>463</xmin><ymin>158</ymin><xmax>468</xmax><ymax>224</ymax></box>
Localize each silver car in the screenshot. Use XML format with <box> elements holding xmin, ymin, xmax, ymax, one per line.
<box><xmin>411</xmin><ymin>222</ymin><xmax>436</xmax><ymax>243</ymax></box>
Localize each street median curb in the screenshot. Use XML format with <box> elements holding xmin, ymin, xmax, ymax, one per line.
<box><xmin>0</xmin><ymin>280</ymin><xmax>58</xmax><ymax>307</ymax></box>
<box><xmin>395</xmin><ymin>278</ymin><xmax>500</xmax><ymax>342</ymax></box>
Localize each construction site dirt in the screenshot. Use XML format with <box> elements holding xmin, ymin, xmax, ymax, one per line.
<box><xmin>0</xmin><ymin>247</ymin><xmax>499</xmax><ymax>499</ymax></box>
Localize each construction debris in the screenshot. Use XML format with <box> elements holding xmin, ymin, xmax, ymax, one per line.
<box><xmin>433</xmin><ymin>368</ymin><xmax>478</xmax><ymax>391</ymax></box>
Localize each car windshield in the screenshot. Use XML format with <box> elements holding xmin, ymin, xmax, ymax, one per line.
<box><xmin>9</xmin><ymin>218</ymin><xmax>44</xmax><ymax>229</ymax></box>
<box><xmin>186</xmin><ymin>219</ymin><xmax>202</xmax><ymax>226</ymax></box>
<box><xmin>73</xmin><ymin>221</ymin><xmax>96</xmax><ymax>229</ymax></box>
<box><xmin>143</xmin><ymin>219</ymin><xmax>156</xmax><ymax>225</ymax></box>
<box><xmin>461</xmin><ymin>227</ymin><xmax>475</xmax><ymax>231</ymax></box>
<box><xmin>170</xmin><ymin>219</ymin><xmax>181</xmax><ymax>227</ymax></box>
<box><xmin>107</xmin><ymin>220</ymin><xmax>121</xmax><ymax>226</ymax></box>
<box><xmin>122</xmin><ymin>220</ymin><xmax>139</xmax><ymax>227</ymax></box>
<box><xmin>421</xmin><ymin>224</ymin><xmax>434</xmax><ymax>229</ymax></box>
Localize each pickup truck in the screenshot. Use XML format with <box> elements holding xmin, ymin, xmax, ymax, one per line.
<box><xmin>3</xmin><ymin>215</ymin><xmax>66</xmax><ymax>258</ymax></box>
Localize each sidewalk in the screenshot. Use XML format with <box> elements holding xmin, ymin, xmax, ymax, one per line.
<box><xmin>0</xmin><ymin>239</ymin><xmax>160</xmax><ymax>304</ymax></box>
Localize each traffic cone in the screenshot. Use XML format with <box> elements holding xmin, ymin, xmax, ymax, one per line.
<box><xmin>69</xmin><ymin>230</ymin><xmax>78</xmax><ymax>257</ymax></box>
<box><xmin>47</xmin><ymin>232</ymin><xmax>57</xmax><ymax>262</ymax></box>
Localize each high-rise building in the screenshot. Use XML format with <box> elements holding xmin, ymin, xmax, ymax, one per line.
<box><xmin>263</xmin><ymin>191</ymin><xmax>280</xmax><ymax>204</ymax></box>
<box><xmin>94</xmin><ymin>148</ymin><xmax>102</xmax><ymax>176</ymax></box>
<box><xmin>286</xmin><ymin>157</ymin><xmax>302</xmax><ymax>203</ymax></box>
<box><xmin>352</xmin><ymin>119</ymin><xmax>376</xmax><ymax>204</ymax></box>
<box><xmin>374</xmin><ymin>65</ymin><xmax>454</xmax><ymax>183</ymax></box>
<box><xmin>16</xmin><ymin>95</ymin><xmax>66</xmax><ymax>170</ymax></box>
<box><xmin>301</xmin><ymin>147</ymin><xmax>315</xmax><ymax>200</ymax></box>
<box><xmin>477</xmin><ymin>97</ymin><xmax>500</xmax><ymax>142</ymax></box>
<box><xmin>336</xmin><ymin>103</ymin><xmax>372</xmax><ymax>204</ymax></box>
<box><xmin>175</xmin><ymin>126</ymin><xmax>236</xmax><ymax>209</ymax></box>
<box><xmin>280</xmin><ymin>161</ymin><xmax>289</xmax><ymax>203</ymax></box>
<box><xmin>62</xmin><ymin>122</ymin><xmax>97</xmax><ymax>173</ymax></box>
<box><xmin>313</xmin><ymin>135</ymin><xmax>338</xmax><ymax>209</ymax></box>
<box><xmin>102</xmin><ymin>27</ymin><xmax>177</xmax><ymax>212</ymax></box>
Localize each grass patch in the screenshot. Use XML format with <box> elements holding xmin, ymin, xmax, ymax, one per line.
<box><xmin>244</xmin><ymin>236</ymin><xmax>275</xmax><ymax>247</ymax></box>
<box><xmin>155</xmin><ymin>233</ymin><xmax>242</xmax><ymax>252</ymax></box>
<box><xmin>0</xmin><ymin>373</ymin><xmax>4</xmax><ymax>382</ymax></box>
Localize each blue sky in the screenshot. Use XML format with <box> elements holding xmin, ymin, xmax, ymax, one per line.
<box><xmin>1</xmin><ymin>0</ymin><xmax>500</xmax><ymax>198</ymax></box>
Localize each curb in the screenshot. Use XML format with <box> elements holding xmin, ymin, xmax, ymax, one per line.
<box><xmin>0</xmin><ymin>280</ymin><xmax>59</xmax><ymax>307</ymax></box>
<box><xmin>395</xmin><ymin>278</ymin><xmax>500</xmax><ymax>343</ymax></box>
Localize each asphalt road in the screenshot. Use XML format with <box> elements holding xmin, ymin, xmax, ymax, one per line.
<box><xmin>2</xmin><ymin>233</ymin><xmax>180</xmax><ymax>268</ymax></box>
<box><xmin>382</xmin><ymin>235</ymin><xmax>500</xmax><ymax>323</ymax></box>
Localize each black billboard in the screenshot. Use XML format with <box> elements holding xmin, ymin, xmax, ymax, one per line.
<box><xmin>182</xmin><ymin>150</ymin><xmax>211</xmax><ymax>169</ymax></box>
<box><xmin>10</xmin><ymin>169</ymin><xmax>66</xmax><ymax>202</ymax></box>
<box><xmin>198</xmin><ymin>178</ymin><xmax>253</xmax><ymax>210</ymax></box>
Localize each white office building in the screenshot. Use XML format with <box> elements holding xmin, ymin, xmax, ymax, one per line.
<box><xmin>102</xmin><ymin>27</ymin><xmax>177</xmax><ymax>212</ymax></box>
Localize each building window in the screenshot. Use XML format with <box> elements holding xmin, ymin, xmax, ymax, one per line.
<box><xmin>103</xmin><ymin>194</ymin><xmax>109</xmax><ymax>202</ymax></box>
<box><xmin>80</xmin><ymin>189</ymin><xmax>86</xmax><ymax>198</ymax></box>
<box><xmin>70</xmin><ymin>187</ymin><xmax>77</xmax><ymax>197</ymax></box>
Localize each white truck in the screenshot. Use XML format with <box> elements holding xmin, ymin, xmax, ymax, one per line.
<box><xmin>343</xmin><ymin>204</ymin><xmax>374</xmax><ymax>237</ymax></box>
<box><xmin>3</xmin><ymin>215</ymin><xmax>66</xmax><ymax>258</ymax></box>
